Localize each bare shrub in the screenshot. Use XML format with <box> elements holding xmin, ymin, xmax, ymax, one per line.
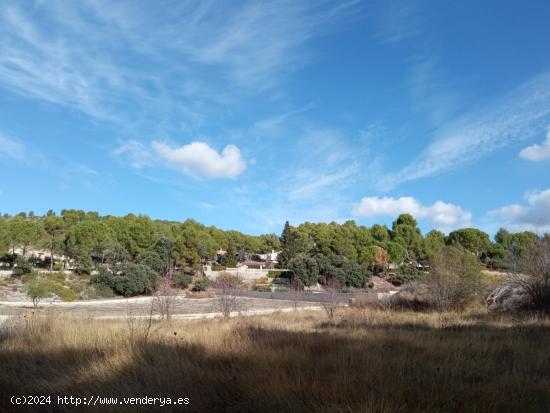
<box><xmin>512</xmin><ymin>237</ymin><xmax>550</xmax><ymax>312</ymax></box>
<box><xmin>126</xmin><ymin>301</ymin><xmax>156</xmax><ymax>350</ymax></box>
<box><xmin>153</xmin><ymin>275</ymin><xmax>181</xmax><ymax>320</ymax></box>
<box><xmin>322</xmin><ymin>278</ymin><xmax>343</xmax><ymax>320</ymax></box>
<box><xmin>426</xmin><ymin>246</ymin><xmax>482</xmax><ymax>316</ymax></box>
<box><xmin>212</xmin><ymin>272</ymin><xmax>245</xmax><ymax>318</ymax></box>
<box><xmin>377</xmin><ymin>295</ymin><xmax>393</xmax><ymax>312</ymax></box>
<box><xmin>388</xmin><ymin>282</ymin><xmax>433</xmax><ymax>312</ymax></box>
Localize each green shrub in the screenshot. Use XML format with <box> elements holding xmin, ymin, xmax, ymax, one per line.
<box><xmin>288</xmin><ymin>255</ymin><xmax>319</xmax><ymax>287</ymax></box>
<box><xmin>268</xmin><ymin>270</ymin><xmax>292</xmax><ymax>278</ymax></box>
<box><xmin>20</xmin><ymin>272</ymin><xmax>37</xmax><ymax>284</ymax></box>
<box><xmin>74</xmin><ymin>254</ymin><xmax>94</xmax><ymax>275</ymax></box>
<box><xmin>52</xmin><ymin>272</ymin><xmax>66</xmax><ymax>283</ymax></box>
<box><xmin>390</xmin><ymin>264</ymin><xmax>422</xmax><ymax>286</ymax></box>
<box><xmin>43</xmin><ymin>280</ymin><xmax>76</xmax><ymax>301</ymax></box>
<box><xmin>25</xmin><ymin>281</ymin><xmax>49</xmax><ymax>307</ymax></box>
<box><xmin>13</xmin><ymin>256</ymin><xmax>33</xmax><ymax>276</ymax></box>
<box><xmin>91</xmin><ymin>264</ymin><xmax>158</xmax><ymax>297</ymax></box>
<box><xmin>211</xmin><ymin>265</ymin><xmax>226</xmax><ymax>271</ymax></box>
<box><xmin>192</xmin><ymin>278</ymin><xmax>210</xmax><ymax>292</ymax></box>
<box><xmin>175</xmin><ymin>273</ymin><xmax>193</xmax><ymax>288</ymax></box>
<box><xmin>94</xmin><ymin>283</ymin><xmax>115</xmax><ymax>298</ymax></box>
<box><xmin>137</xmin><ymin>251</ymin><xmax>163</xmax><ymax>273</ymax></box>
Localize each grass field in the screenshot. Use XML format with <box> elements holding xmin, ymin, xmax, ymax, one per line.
<box><xmin>1</xmin><ymin>307</ymin><xmax>549</xmax><ymax>412</ymax></box>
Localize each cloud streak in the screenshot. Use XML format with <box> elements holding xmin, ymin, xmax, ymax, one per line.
<box><xmin>0</xmin><ymin>1</ymin><xmax>356</xmax><ymax>124</ymax></box>
<box><xmin>112</xmin><ymin>140</ymin><xmax>152</xmax><ymax>169</ymax></box>
<box><xmin>380</xmin><ymin>71</ymin><xmax>550</xmax><ymax>189</ymax></box>
<box><xmin>0</xmin><ymin>132</ymin><xmax>25</xmax><ymax>161</ymax></box>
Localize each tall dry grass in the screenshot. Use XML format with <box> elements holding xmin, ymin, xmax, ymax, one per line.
<box><xmin>1</xmin><ymin>307</ymin><xmax>550</xmax><ymax>412</ymax></box>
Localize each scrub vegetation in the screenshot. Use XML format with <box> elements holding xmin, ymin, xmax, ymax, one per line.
<box><xmin>1</xmin><ymin>308</ymin><xmax>549</xmax><ymax>413</ymax></box>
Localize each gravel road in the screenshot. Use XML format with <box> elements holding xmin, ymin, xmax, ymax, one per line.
<box><xmin>0</xmin><ymin>296</ymin><xmax>322</xmax><ymax>320</ymax></box>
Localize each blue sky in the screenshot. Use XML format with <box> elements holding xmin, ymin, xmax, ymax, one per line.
<box><xmin>1</xmin><ymin>0</ymin><xmax>550</xmax><ymax>236</ymax></box>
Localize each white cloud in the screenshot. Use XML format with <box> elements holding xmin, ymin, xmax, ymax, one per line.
<box><xmin>352</xmin><ymin>196</ymin><xmax>472</xmax><ymax>231</ymax></box>
<box><xmin>380</xmin><ymin>72</ymin><xmax>550</xmax><ymax>189</ymax></box>
<box><xmin>152</xmin><ymin>141</ymin><xmax>246</xmax><ymax>179</ymax></box>
<box><xmin>0</xmin><ymin>132</ymin><xmax>25</xmax><ymax>161</ymax></box>
<box><xmin>488</xmin><ymin>188</ymin><xmax>550</xmax><ymax>232</ymax></box>
<box><xmin>519</xmin><ymin>129</ymin><xmax>550</xmax><ymax>161</ymax></box>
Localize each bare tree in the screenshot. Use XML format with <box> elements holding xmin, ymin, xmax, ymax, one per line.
<box><xmin>512</xmin><ymin>237</ymin><xmax>550</xmax><ymax>312</ymax></box>
<box><xmin>322</xmin><ymin>278</ymin><xmax>342</xmax><ymax>320</ymax></box>
<box><xmin>153</xmin><ymin>275</ymin><xmax>181</xmax><ymax>321</ymax></box>
<box><xmin>212</xmin><ymin>272</ymin><xmax>245</xmax><ymax>318</ymax></box>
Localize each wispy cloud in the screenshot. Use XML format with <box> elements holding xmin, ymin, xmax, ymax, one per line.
<box><xmin>0</xmin><ymin>132</ymin><xmax>25</xmax><ymax>161</ymax></box>
<box><xmin>519</xmin><ymin>129</ymin><xmax>550</xmax><ymax>161</ymax></box>
<box><xmin>352</xmin><ymin>195</ymin><xmax>472</xmax><ymax>232</ymax></box>
<box><xmin>368</xmin><ymin>0</ymin><xmax>423</xmax><ymax>44</ymax></box>
<box><xmin>176</xmin><ymin>1</ymin><xmax>358</xmax><ymax>90</ymax></box>
<box><xmin>0</xmin><ymin>1</ymin><xmax>356</xmax><ymax>125</ymax></box>
<box><xmin>253</xmin><ymin>103</ymin><xmax>315</xmax><ymax>136</ymax></box>
<box><xmin>235</xmin><ymin>126</ymin><xmax>366</xmax><ymax>232</ymax></box>
<box><xmin>112</xmin><ymin>140</ymin><xmax>152</xmax><ymax>169</ymax></box>
<box><xmin>380</xmin><ymin>71</ymin><xmax>550</xmax><ymax>189</ymax></box>
<box><xmin>287</xmin><ymin>167</ymin><xmax>357</xmax><ymax>201</ymax></box>
<box><xmin>281</xmin><ymin>127</ymin><xmax>363</xmax><ymax>202</ymax></box>
<box><xmin>0</xmin><ymin>3</ymin><xmax>131</xmax><ymax>121</ymax></box>
<box><xmin>408</xmin><ymin>57</ymin><xmax>462</xmax><ymax>127</ymax></box>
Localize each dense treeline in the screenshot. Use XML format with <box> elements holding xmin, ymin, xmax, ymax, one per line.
<box><xmin>0</xmin><ymin>209</ymin><xmax>279</xmax><ymax>275</ymax></box>
<box><xmin>0</xmin><ymin>209</ymin><xmax>544</xmax><ymax>297</ymax></box>
<box><xmin>278</xmin><ymin>214</ymin><xmax>542</xmax><ymax>287</ymax></box>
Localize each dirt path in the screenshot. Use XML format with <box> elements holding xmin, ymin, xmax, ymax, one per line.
<box><xmin>0</xmin><ymin>296</ymin><xmax>323</xmax><ymax>320</ymax></box>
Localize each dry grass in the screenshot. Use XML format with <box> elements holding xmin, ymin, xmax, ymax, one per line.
<box><xmin>1</xmin><ymin>308</ymin><xmax>550</xmax><ymax>412</ymax></box>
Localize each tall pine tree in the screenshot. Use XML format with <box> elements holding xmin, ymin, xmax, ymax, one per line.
<box><xmin>223</xmin><ymin>239</ymin><xmax>238</xmax><ymax>267</ymax></box>
<box><xmin>278</xmin><ymin>221</ymin><xmax>300</xmax><ymax>268</ymax></box>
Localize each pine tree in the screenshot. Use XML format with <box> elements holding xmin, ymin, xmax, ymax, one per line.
<box><xmin>223</xmin><ymin>239</ymin><xmax>238</xmax><ymax>267</ymax></box>
<box><xmin>278</xmin><ymin>221</ymin><xmax>300</xmax><ymax>268</ymax></box>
